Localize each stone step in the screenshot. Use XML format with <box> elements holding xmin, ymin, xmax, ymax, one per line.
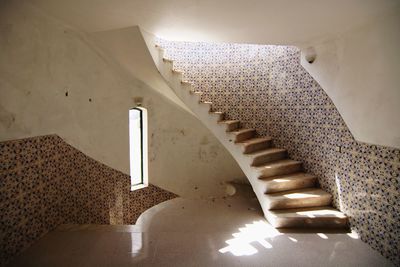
<box><xmin>218</xmin><ymin>120</ymin><xmax>240</xmax><ymax>132</ymax></box>
<box><xmin>260</xmin><ymin>172</ymin><xmax>317</xmax><ymax>193</ymax></box>
<box><xmin>265</xmin><ymin>188</ymin><xmax>332</xmax><ymax>210</ymax></box>
<box><xmin>255</xmin><ymin>159</ymin><xmax>302</xmax><ymax>178</ymax></box>
<box><xmin>190</xmin><ymin>90</ymin><xmax>203</xmax><ymax>96</ymax></box>
<box><xmin>209</xmin><ymin>111</ymin><xmax>225</xmax><ymax>121</ymax></box>
<box><xmin>162</xmin><ymin>58</ymin><xmax>173</xmax><ymax>63</ymax></box>
<box><xmin>172</xmin><ymin>69</ymin><xmax>184</xmax><ymax>74</ymax></box>
<box><xmin>181</xmin><ymin>80</ymin><xmax>192</xmax><ymax>85</ymax></box>
<box><xmin>230</xmin><ymin>128</ymin><xmax>256</xmax><ymax>142</ymax></box>
<box><xmin>198</xmin><ymin>101</ymin><xmax>212</xmax><ymax>111</ymax></box>
<box><xmin>239</xmin><ymin>137</ymin><xmax>273</xmax><ymax>154</ymax></box>
<box><xmin>249</xmin><ymin>148</ymin><xmax>287</xmax><ymax>166</ymax></box>
<box><xmin>266</xmin><ymin>206</ymin><xmax>348</xmax><ymax>229</ymax></box>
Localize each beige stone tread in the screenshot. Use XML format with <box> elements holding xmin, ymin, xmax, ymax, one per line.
<box><xmin>239</xmin><ymin>137</ymin><xmax>273</xmax><ymax>154</ymax></box>
<box><xmin>230</xmin><ymin>128</ymin><xmax>255</xmax><ymax>134</ymax></box>
<box><xmin>255</xmin><ymin>159</ymin><xmax>302</xmax><ymax>178</ymax></box>
<box><xmin>172</xmin><ymin>69</ymin><xmax>184</xmax><ymax>73</ymax></box>
<box><xmin>218</xmin><ymin>120</ymin><xmax>240</xmax><ymax>131</ymax></box>
<box><xmin>229</xmin><ymin>128</ymin><xmax>256</xmax><ymax>142</ymax></box>
<box><xmin>259</xmin><ymin>172</ymin><xmax>317</xmax><ymax>193</ymax></box>
<box><xmin>209</xmin><ymin>110</ymin><xmax>224</xmax><ymax>115</ymax></box>
<box><xmin>266</xmin><ymin>206</ymin><xmax>348</xmax><ymax>228</ymax></box>
<box><xmin>199</xmin><ymin>101</ymin><xmax>212</xmax><ymax>104</ymax></box>
<box><xmin>248</xmin><ymin>147</ymin><xmax>287</xmax><ymax>166</ymax></box>
<box><xmin>181</xmin><ymin>80</ymin><xmax>192</xmax><ymax>84</ymax></box>
<box><xmin>190</xmin><ymin>91</ymin><xmax>203</xmax><ymax>95</ymax></box>
<box><xmin>218</xmin><ymin>119</ymin><xmax>239</xmax><ymax>124</ymax></box>
<box><xmin>265</xmin><ymin>188</ymin><xmax>332</xmax><ymax>210</ymax></box>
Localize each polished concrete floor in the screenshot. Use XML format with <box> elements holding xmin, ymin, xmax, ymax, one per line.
<box><xmin>10</xmin><ymin>197</ymin><xmax>394</xmax><ymax>267</ymax></box>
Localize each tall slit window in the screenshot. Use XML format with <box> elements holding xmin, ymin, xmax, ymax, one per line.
<box><xmin>129</xmin><ymin>107</ymin><xmax>148</xmax><ymax>190</ymax></box>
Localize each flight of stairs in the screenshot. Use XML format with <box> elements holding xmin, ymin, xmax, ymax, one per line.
<box><xmin>148</xmin><ymin>43</ymin><xmax>348</xmax><ymax>229</ymax></box>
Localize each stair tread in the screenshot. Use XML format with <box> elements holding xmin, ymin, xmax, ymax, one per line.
<box><xmin>260</xmin><ymin>172</ymin><xmax>315</xmax><ymax>182</ymax></box>
<box><xmin>230</xmin><ymin>128</ymin><xmax>256</xmax><ymax>135</ymax></box>
<box><xmin>255</xmin><ymin>159</ymin><xmax>301</xmax><ymax>170</ymax></box>
<box><xmin>172</xmin><ymin>69</ymin><xmax>184</xmax><ymax>73</ymax></box>
<box><xmin>266</xmin><ymin>188</ymin><xmax>331</xmax><ymax>199</ymax></box>
<box><xmin>218</xmin><ymin>120</ymin><xmax>239</xmax><ymax>124</ymax></box>
<box><xmin>210</xmin><ymin>111</ymin><xmax>224</xmax><ymax>114</ymax></box>
<box><xmin>239</xmin><ymin>137</ymin><xmax>272</xmax><ymax>145</ymax></box>
<box><xmin>248</xmin><ymin>147</ymin><xmax>287</xmax><ymax>157</ymax></box>
<box><xmin>268</xmin><ymin>206</ymin><xmax>346</xmax><ymax>219</ymax></box>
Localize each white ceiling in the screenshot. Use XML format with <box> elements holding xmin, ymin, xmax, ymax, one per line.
<box><xmin>28</xmin><ymin>0</ymin><xmax>400</xmax><ymax>45</ymax></box>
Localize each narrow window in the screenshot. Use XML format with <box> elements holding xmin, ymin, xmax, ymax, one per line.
<box><xmin>129</xmin><ymin>107</ymin><xmax>148</xmax><ymax>190</ymax></box>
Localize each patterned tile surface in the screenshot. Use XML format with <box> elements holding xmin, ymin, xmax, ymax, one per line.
<box><xmin>0</xmin><ymin>135</ymin><xmax>177</xmax><ymax>266</ymax></box>
<box><xmin>158</xmin><ymin>39</ymin><xmax>400</xmax><ymax>265</ymax></box>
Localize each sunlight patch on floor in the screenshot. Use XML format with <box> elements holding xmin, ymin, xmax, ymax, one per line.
<box><xmin>218</xmin><ymin>220</ymin><xmax>281</xmax><ymax>256</ymax></box>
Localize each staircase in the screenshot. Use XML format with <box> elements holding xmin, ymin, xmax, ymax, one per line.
<box><xmin>147</xmin><ymin>42</ymin><xmax>348</xmax><ymax>229</ymax></box>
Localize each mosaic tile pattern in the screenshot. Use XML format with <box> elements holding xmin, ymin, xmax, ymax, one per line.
<box><xmin>0</xmin><ymin>135</ymin><xmax>177</xmax><ymax>266</ymax></box>
<box><xmin>158</xmin><ymin>39</ymin><xmax>400</xmax><ymax>265</ymax></box>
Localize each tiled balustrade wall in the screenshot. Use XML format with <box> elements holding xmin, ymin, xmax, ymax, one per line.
<box><xmin>0</xmin><ymin>134</ymin><xmax>177</xmax><ymax>266</ymax></box>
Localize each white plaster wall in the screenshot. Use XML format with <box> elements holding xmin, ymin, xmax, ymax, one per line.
<box><xmin>0</xmin><ymin>1</ymin><xmax>245</xmax><ymax>198</ymax></box>
<box><xmin>91</xmin><ymin>26</ymin><xmax>191</xmax><ymax>113</ymax></box>
<box><xmin>301</xmin><ymin>7</ymin><xmax>400</xmax><ymax>149</ymax></box>
<box><xmin>25</xmin><ymin>0</ymin><xmax>400</xmax><ymax>149</ymax></box>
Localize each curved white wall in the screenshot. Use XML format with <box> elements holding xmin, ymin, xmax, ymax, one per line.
<box><xmin>0</xmin><ymin>1</ymin><xmax>245</xmax><ymax>198</ymax></box>
<box><xmin>301</xmin><ymin>7</ymin><xmax>400</xmax><ymax>148</ymax></box>
<box><xmin>26</xmin><ymin>0</ymin><xmax>400</xmax><ymax>148</ymax></box>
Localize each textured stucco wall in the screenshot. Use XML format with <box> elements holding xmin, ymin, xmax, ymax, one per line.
<box><xmin>0</xmin><ymin>135</ymin><xmax>177</xmax><ymax>266</ymax></box>
<box><xmin>0</xmin><ymin>1</ymin><xmax>245</xmax><ymax>198</ymax></box>
<box><xmin>158</xmin><ymin>39</ymin><xmax>400</xmax><ymax>265</ymax></box>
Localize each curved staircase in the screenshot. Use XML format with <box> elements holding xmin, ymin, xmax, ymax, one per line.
<box><xmin>148</xmin><ymin>42</ymin><xmax>348</xmax><ymax>229</ymax></box>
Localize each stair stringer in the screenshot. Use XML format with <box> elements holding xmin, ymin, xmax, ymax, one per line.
<box><xmin>141</xmin><ymin>31</ymin><xmax>348</xmax><ymax>229</ymax></box>
<box><xmin>148</xmin><ymin>47</ymin><xmax>274</xmax><ymax>219</ymax></box>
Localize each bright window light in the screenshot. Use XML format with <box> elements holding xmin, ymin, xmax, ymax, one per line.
<box><xmin>129</xmin><ymin>107</ymin><xmax>148</xmax><ymax>190</ymax></box>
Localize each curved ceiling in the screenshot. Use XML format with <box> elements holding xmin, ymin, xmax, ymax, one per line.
<box><xmin>28</xmin><ymin>0</ymin><xmax>399</xmax><ymax>45</ymax></box>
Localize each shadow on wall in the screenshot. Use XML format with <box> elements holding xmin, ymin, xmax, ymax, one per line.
<box><xmin>0</xmin><ymin>134</ymin><xmax>177</xmax><ymax>266</ymax></box>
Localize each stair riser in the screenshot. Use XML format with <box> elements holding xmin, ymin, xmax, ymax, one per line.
<box><xmin>252</xmin><ymin>150</ymin><xmax>287</xmax><ymax>166</ymax></box>
<box><xmin>267</xmin><ymin>195</ymin><xmax>332</xmax><ymax>210</ymax></box>
<box><xmin>258</xmin><ymin>163</ymin><xmax>302</xmax><ymax>178</ymax></box>
<box><xmin>264</xmin><ymin>177</ymin><xmax>317</xmax><ymax>193</ymax></box>
<box><xmin>266</xmin><ymin>214</ymin><xmax>348</xmax><ymax>229</ymax></box>
<box><xmin>225</xmin><ymin>122</ymin><xmax>240</xmax><ymax>132</ymax></box>
<box><xmin>234</xmin><ymin>131</ymin><xmax>256</xmax><ymax>142</ymax></box>
<box><xmin>243</xmin><ymin>140</ymin><xmax>272</xmax><ymax>154</ymax></box>
<box><xmin>199</xmin><ymin>103</ymin><xmax>212</xmax><ymax>112</ymax></box>
<box><xmin>211</xmin><ymin>113</ymin><xmax>224</xmax><ymax>121</ymax></box>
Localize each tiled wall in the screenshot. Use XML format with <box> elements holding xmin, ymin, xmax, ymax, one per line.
<box><xmin>0</xmin><ymin>135</ymin><xmax>177</xmax><ymax>266</ymax></box>
<box><xmin>158</xmin><ymin>40</ymin><xmax>400</xmax><ymax>265</ymax></box>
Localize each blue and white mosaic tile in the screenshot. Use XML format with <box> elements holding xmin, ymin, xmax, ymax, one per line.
<box><xmin>0</xmin><ymin>135</ymin><xmax>177</xmax><ymax>266</ymax></box>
